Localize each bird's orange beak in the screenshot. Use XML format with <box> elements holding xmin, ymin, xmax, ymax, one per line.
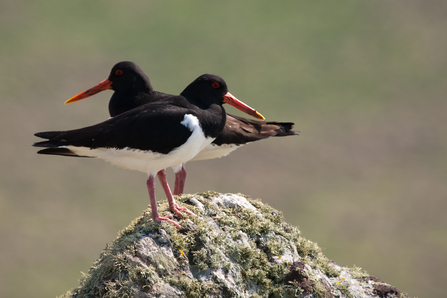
<box><xmin>65</xmin><ymin>78</ymin><xmax>113</xmax><ymax>104</ymax></box>
<box><xmin>223</xmin><ymin>92</ymin><xmax>265</xmax><ymax>120</ymax></box>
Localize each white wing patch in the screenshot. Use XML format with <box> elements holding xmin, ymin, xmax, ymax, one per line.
<box><xmin>180</xmin><ymin>114</ymin><xmax>200</xmax><ymax>131</ymax></box>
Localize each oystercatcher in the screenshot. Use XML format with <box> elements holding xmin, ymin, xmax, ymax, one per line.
<box><xmin>34</xmin><ymin>74</ymin><xmax>264</xmax><ymax>229</ymax></box>
<box><xmin>65</xmin><ymin>62</ymin><xmax>298</xmax><ymax>195</ymax></box>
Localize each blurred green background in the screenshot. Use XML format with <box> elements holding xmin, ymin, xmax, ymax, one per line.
<box><xmin>1</xmin><ymin>1</ymin><xmax>446</xmax><ymax>297</ymax></box>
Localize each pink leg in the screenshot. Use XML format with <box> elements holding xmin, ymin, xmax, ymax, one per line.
<box><xmin>157</xmin><ymin>169</ymin><xmax>195</xmax><ymax>218</ymax></box>
<box><xmin>174</xmin><ymin>166</ymin><xmax>187</xmax><ymax>195</ymax></box>
<box><xmin>146</xmin><ymin>174</ymin><xmax>182</xmax><ymax>230</ymax></box>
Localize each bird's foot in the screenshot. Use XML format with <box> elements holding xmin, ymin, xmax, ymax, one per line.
<box><xmin>154</xmin><ymin>214</ymin><xmax>183</xmax><ymax>230</ymax></box>
<box><xmin>170</xmin><ymin>203</ymin><xmax>196</xmax><ymax>218</ymax></box>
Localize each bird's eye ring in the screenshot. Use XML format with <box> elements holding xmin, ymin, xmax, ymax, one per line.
<box><xmin>211</xmin><ymin>82</ymin><xmax>220</xmax><ymax>89</ymax></box>
<box><xmin>115</xmin><ymin>69</ymin><xmax>123</xmax><ymax>76</ymax></box>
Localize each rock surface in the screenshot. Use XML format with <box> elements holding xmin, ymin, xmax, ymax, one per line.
<box><xmin>60</xmin><ymin>192</ymin><xmax>408</xmax><ymax>298</ymax></box>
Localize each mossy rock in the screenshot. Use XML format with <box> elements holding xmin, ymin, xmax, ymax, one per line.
<box><xmin>60</xmin><ymin>192</ymin><xmax>408</xmax><ymax>298</ymax></box>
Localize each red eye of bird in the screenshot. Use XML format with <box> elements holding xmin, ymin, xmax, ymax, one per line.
<box><xmin>211</xmin><ymin>82</ymin><xmax>220</xmax><ymax>89</ymax></box>
<box><xmin>115</xmin><ymin>69</ymin><xmax>123</xmax><ymax>76</ymax></box>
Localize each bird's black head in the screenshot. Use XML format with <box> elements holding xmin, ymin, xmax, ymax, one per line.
<box><xmin>180</xmin><ymin>74</ymin><xmax>265</xmax><ymax>120</ymax></box>
<box><xmin>108</xmin><ymin>61</ymin><xmax>153</xmax><ymax>92</ymax></box>
<box><xmin>65</xmin><ymin>61</ymin><xmax>154</xmax><ymax>105</ymax></box>
<box><xmin>180</xmin><ymin>74</ymin><xmax>229</xmax><ymax>108</ymax></box>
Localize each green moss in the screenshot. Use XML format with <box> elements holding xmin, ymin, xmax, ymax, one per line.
<box><xmin>191</xmin><ymin>248</ymin><xmax>208</xmax><ymax>272</ymax></box>
<box><xmin>267</xmin><ymin>263</ymin><xmax>289</xmax><ymax>283</ymax></box>
<box><xmin>195</xmin><ymin>190</ymin><xmax>220</xmax><ymax>199</ymax></box>
<box><xmin>166</xmin><ymin>277</ymin><xmax>219</xmax><ymax>298</ymax></box>
<box><xmin>58</xmin><ymin>290</ymin><xmax>75</xmax><ymax>298</ymax></box>
<box><xmin>310</xmin><ymin>279</ymin><xmax>329</xmax><ymax>298</ymax></box>
<box><xmin>349</xmin><ymin>266</ymin><xmax>369</xmax><ymax>279</ymax></box>
<box><xmin>316</xmin><ymin>258</ymin><xmax>340</xmax><ymax>278</ymax></box>
<box><xmin>335</xmin><ymin>281</ymin><xmax>354</xmax><ymax>298</ymax></box>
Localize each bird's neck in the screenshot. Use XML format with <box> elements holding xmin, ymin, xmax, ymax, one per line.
<box><xmin>196</xmin><ymin>104</ymin><xmax>227</xmax><ymax>139</ymax></box>
<box><xmin>109</xmin><ymin>89</ymin><xmax>151</xmax><ymax>117</ymax></box>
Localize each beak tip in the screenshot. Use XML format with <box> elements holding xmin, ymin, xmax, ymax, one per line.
<box><xmin>257</xmin><ymin>113</ymin><xmax>265</xmax><ymax>120</ymax></box>
<box><xmin>64</xmin><ymin>97</ymin><xmax>78</xmax><ymax>104</ymax></box>
<box><xmin>64</xmin><ymin>78</ymin><xmax>112</xmax><ymax>105</ymax></box>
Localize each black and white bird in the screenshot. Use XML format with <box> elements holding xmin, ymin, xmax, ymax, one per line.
<box><xmin>34</xmin><ymin>74</ymin><xmax>264</xmax><ymax>229</ymax></box>
<box><xmin>65</xmin><ymin>62</ymin><xmax>298</xmax><ymax>195</ymax></box>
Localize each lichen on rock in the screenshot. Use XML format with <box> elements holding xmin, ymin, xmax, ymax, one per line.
<box><xmin>59</xmin><ymin>192</ymin><xmax>408</xmax><ymax>298</ymax></box>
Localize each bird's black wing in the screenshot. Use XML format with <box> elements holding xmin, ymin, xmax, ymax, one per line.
<box><xmin>34</xmin><ymin>97</ymin><xmax>195</xmax><ymax>155</ymax></box>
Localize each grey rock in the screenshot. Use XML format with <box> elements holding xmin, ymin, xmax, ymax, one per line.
<box><xmin>60</xmin><ymin>192</ymin><xmax>408</xmax><ymax>298</ymax></box>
